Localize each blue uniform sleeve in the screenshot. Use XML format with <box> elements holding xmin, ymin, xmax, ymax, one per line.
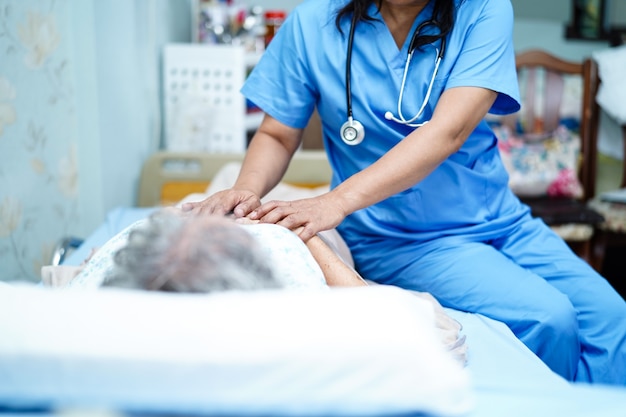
<box><xmin>445</xmin><ymin>0</ymin><xmax>520</xmax><ymax>115</ymax></box>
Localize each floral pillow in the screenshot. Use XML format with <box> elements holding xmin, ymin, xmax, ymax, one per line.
<box><xmin>493</xmin><ymin>124</ymin><xmax>583</xmax><ymax>199</ymax></box>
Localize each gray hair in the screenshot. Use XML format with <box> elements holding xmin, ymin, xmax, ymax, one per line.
<box><xmin>104</xmin><ymin>210</ymin><xmax>281</xmax><ymax>293</ymax></box>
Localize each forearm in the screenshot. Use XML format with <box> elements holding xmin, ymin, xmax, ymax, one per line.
<box><xmin>331</xmin><ymin>122</ymin><xmax>456</xmax><ymax>215</ymax></box>
<box><xmin>331</xmin><ymin>87</ymin><xmax>497</xmax><ymax>216</ymax></box>
<box><xmin>305</xmin><ymin>234</ymin><xmax>367</xmax><ymax>287</ymax></box>
<box><xmin>234</xmin><ymin>116</ymin><xmax>302</xmax><ymax>198</ymax></box>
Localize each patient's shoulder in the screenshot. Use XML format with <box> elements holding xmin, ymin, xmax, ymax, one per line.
<box><xmin>241</xmin><ymin>223</ymin><xmax>328</xmax><ymax>290</ymax></box>
<box><xmin>66</xmin><ymin>219</ymin><xmax>148</xmax><ymax>289</ymax></box>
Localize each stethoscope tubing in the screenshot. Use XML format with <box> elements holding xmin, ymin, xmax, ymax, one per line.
<box><xmin>342</xmin><ymin>13</ymin><xmax>446</xmax><ymax>144</ymax></box>
<box><xmin>345</xmin><ymin>11</ymin><xmax>358</xmax><ymax>121</ymax></box>
<box><xmin>393</xmin><ymin>50</ymin><xmax>442</xmax><ymax>127</ymax></box>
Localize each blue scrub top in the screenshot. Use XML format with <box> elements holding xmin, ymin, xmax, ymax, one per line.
<box><xmin>242</xmin><ymin>0</ymin><xmax>526</xmax><ymax>246</ymax></box>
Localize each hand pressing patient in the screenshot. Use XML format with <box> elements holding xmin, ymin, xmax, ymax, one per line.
<box><xmin>181</xmin><ymin>188</ymin><xmax>262</xmax><ymax>219</ymax></box>
<box><xmin>247</xmin><ymin>192</ymin><xmax>348</xmax><ymax>242</ymax></box>
<box><xmin>183</xmin><ymin>188</ymin><xmax>348</xmax><ymax>242</ymax></box>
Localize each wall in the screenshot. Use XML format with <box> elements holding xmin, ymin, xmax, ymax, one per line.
<box><xmin>510</xmin><ymin>0</ymin><xmax>624</xmax><ymax>61</ymax></box>
<box><xmin>511</xmin><ymin>0</ymin><xmax>626</xmax><ymax>26</ymax></box>
<box><xmin>0</xmin><ymin>0</ymin><xmax>83</xmax><ymax>281</ymax></box>
<box><xmin>512</xmin><ymin>18</ymin><xmax>606</xmax><ymax>61</ymax></box>
<box><xmin>93</xmin><ymin>0</ymin><xmax>191</xmax><ymax>215</ymax></box>
<box><xmin>0</xmin><ymin>0</ymin><xmax>191</xmax><ymax>282</ymax></box>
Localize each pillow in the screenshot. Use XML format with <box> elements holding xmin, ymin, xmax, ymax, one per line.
<box><xmin>494</xmin><ymin>124</ymin><xmax>583</xmax><ymax>198</ymax></box>
<box><xmin>0</xmin><ymin>284</ymin><xmax>473</xmax><ymax>416</ymax></box>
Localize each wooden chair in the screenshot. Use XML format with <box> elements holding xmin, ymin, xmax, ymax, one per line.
<box><xmin>495</xmin><ymin>50</ymin><xmax>604</xmax><ymax>269</ymax></box>
<box><xmin>589</xmin><ymin>124</ymin><xmax>626</xmax><ymax>273</ymax></box>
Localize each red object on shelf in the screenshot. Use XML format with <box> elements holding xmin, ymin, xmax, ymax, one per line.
<box><xmin>264</xmin><ymin>10</ymin><xmax>287</xmax><ymax>47</ymax></box>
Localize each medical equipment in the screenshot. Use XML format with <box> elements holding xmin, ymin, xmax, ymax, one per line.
<box><xmin>341</xmin><ymin>13</ymin><xmax>447</xmax><ymax>145</ymax></box>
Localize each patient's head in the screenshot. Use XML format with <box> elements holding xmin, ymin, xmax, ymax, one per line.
<box><xmin>105</xmin><ymin>210</ymin><xmax>281</xmax><ymax>292</ymax></box>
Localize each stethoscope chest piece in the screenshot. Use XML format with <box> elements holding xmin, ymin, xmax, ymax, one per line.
<box><xmin>340</xmin><ymin>117</ymin><xmax>365</xmax><ymax>145</ymax></box>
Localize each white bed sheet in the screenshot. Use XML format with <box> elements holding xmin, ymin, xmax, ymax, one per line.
<box><xmin>52</xmin><ymin>206</ymin><xmax>626</xmax><ymax>417</ymax></box>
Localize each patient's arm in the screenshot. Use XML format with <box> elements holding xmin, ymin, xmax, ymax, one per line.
<box><xmin>304</xmin><ymin>233</ymin><xmax>367</xmax><ymax>287</ymax></box>
<box><xmin>237</xmin><ymin>217</ymin><xmax>366</xmax><ymax>287</ymax></box>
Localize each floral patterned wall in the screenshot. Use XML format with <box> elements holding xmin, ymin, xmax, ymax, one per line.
<box><xmin>0</xmin><ymin>0</ymin><xmax>80</xmax><ymax>282</ymax></box>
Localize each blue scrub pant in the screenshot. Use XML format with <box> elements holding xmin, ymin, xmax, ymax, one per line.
<box><xmin>355</xmin><ymin>216</ymin><xmax>626</xmax><ymax>385</ymax></box>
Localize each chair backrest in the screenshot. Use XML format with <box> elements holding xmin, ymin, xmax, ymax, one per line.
<box><xmin>622</xmin><ymin>125</ymin><xmax>626</xmax><ymax>189</ymax></box>
<box><xmin>512</xmin><ymin>49</ymin><xmax>601</xmax><ymax>201</ymax></box>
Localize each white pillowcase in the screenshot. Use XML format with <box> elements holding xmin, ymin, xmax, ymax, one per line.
<box><xmin>0</xmin><ymin>284</ymin><xmax>473</xmax><ymax>416</ymax></box>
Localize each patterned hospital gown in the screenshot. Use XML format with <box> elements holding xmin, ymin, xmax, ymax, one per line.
<box><xmin>67</xmin><ymin>219</ymin><xmax>328</xmax><ymax>290</ymax></box>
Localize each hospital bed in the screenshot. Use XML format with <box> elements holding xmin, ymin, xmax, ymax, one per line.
<box><xmin>2</xmin><ymin>150</ymin><xmax>626</xmax><ymax>417</ymax></box>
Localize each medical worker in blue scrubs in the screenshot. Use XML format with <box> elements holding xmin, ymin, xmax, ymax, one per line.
<box><xmin>183</xmin><ymin>0</ymin><xmax>626</xmax><ymax>385</ymax></box>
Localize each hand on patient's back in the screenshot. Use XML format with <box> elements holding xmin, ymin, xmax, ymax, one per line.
<box><xmin>181</xmin><ymin>188</ymin><xmax>261</xmax><ymax>217</ymax></box>
<box><xmin>249</xmin><ymin>193</ymin><xmax>346</xmax><ymax>241</ymax></box>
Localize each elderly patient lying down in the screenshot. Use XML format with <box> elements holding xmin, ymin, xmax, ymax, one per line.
<box><xmin>59</xmin><ymin>209</ymin><xmax>467</xmax><ymax>363</ymax></box>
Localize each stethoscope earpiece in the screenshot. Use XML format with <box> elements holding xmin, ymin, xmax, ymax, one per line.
<box><xmin>340</xmin><ymin>117</ymin><xmax>365</xmax><ymax>146</ymax></box>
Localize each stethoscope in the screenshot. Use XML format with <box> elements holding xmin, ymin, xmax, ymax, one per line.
<box><xmin>340</xmin><ymin>13</ymin><xmax>447</xmax><ymax>146</ymax></box>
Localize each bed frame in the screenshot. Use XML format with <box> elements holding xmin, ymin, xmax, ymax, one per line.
<box><xmin>137</xmin><ymin>150</ymin><xmax>332</xmax><ymax>207</ymax></box>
